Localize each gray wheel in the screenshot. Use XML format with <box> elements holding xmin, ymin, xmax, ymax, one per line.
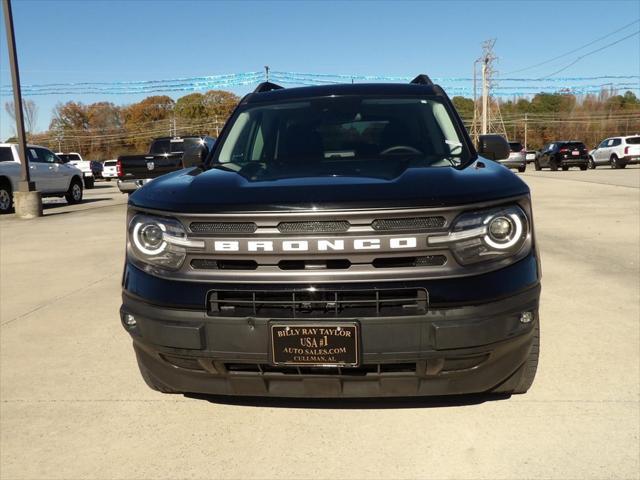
<box><xmin>65</xmin><ymin>178</ymin><xmax>83</xmax><ymax>204</ymax></box>
<box><xmin>512</xmin><ymin>321</ymin><xmax>540</xmax><ymax>394</ymax></box>
<box><xmin>534</xmin><ymin>159</ymin><xmax>541</xmax><ymax>171</ymax></box>
<box><xmin>0</xmin><ymin>181</ymin><xmax>12</xmax><ymax>214</ymax></box>
<box><xmin>588</xmin><ymin>157</ymin><xmax>596</xmax><ymax>169</ymax></box>
<box><xmin>611</xmin><ymin>155</ymin><xmax>620</xmax><ymax>169</ymax></box>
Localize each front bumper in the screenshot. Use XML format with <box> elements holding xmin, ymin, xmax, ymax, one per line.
<box><xmin>121</xmin><ymin>256</ymin><xmax>541</xmax><ymax>397</ymax></box>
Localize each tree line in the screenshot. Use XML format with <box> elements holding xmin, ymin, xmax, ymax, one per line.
<box><xmin>5</xmin><ymin>88</ymin><xmax>640</xmax><ymax>160</ymax></box>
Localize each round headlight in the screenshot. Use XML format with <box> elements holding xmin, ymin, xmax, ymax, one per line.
<box><xmin>484</xmin><ymin>213</ymin><xmax>523</xmax><ymax>249</ymax></box>
<box><xmin>488</xmin><ymin>216</ymin><xmax>513</xmax><ymax>241</ymax></box>
<box><xmin>140</xmin><ymin>224</ymin><xmax>164</xmax><ymax>249</ymax></box>
<box><xmin>132</xmin><ymin>221</ymin><xmax>166</xmax><ymax>255</ymax></box>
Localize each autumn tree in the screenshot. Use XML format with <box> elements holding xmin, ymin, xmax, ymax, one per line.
<box><xmin>122</xmin><ymin>95</ymin><xmax>175</xmax><ymax>151</ymax></box>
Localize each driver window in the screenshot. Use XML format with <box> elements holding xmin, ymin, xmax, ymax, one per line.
<box><xmin>37</xmin><ymin>148</ymin><xmax>57</xmax><ymax>163</ymax></box>
<box><xmin>27</xmin><ymin>148</ymin><xmax>42</xmax><ymax>163</ymax></box>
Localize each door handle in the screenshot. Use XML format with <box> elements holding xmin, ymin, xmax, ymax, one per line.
<box><xmin>48</xmin><ymin>166</ymin><xmax>54</xmax><ymax>170</ymax></box>
<box><xmin>30</xmin><ymin>165</ymin><xmax>35</xmax><ymax>169</ymax></box>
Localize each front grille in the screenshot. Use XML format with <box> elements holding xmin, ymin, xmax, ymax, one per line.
<box><xmin>207</xmin><ymin>288</ymin><xmax>428</xmax><ymax>318</ymax></box>
<box><xmin>224</xmin><ymin>363</ymin><xmax>417</xmax><ymax>376</ymax></box>
<box><xmin>371</xmin><ymin>216</ymin><xmax>446</xmax><ymax>231</ymax></box>
<box><xmin>190</xmin><ymin>222</ymin><xmax>257</xmax><ymax>234</ymax></box>
<box><xmin>277</xmin><ymin>221</ymin><xmax>351</xmax><ymax>233</ymax></box>
<box><xmin>191</xmin><ymin>259</ymin><xmax>258</xmax><ymax>270</ymax></box>
<box><xmin>372</xmin><ymin>255</ymin><xmax>447</xmax><ymax>268</ymax></box>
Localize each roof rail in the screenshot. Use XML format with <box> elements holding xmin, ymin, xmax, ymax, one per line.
<box><xmin>410</xmin><ymin>74</ymin><xmax>434</xmax><ymax>86</ymax></box>
<box><xmin>253</xmin><ymin>81</ymin><xmax>284</xmax><ymax>93</ymax></box>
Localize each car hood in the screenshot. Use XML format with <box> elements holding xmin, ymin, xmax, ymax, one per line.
<box><xmin>129</xmin><ymin>159</ymin><xmax>529</xmax><ymax>213</ymax></box>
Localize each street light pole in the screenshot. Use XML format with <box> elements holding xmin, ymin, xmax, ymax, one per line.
<box><xmin>2</xmin><ymin>0</ymin><xmax>42</xmax><ymax>217</ymax></box>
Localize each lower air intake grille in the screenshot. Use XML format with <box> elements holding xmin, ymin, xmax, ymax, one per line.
<box><xmin>208</xmin><ymin>288</ymin><xmax>428</xmax><ymax>318</ymax></box>
<box><xmin>372</xmin><ymin>216</ymin><xmax>446</xmax><ymax>231</ymax></box>
<box><xmin>277</xmin><ymin>221</ymin><xmax>351</xmax><ymax>233</ymax></box>
<box><xmin>190</xmin><ymin>222</ymin><xmax>257</xmax><ymax>234</ymax></box>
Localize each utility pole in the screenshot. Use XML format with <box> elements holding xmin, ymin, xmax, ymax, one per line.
<box><xmin>481</xmin><ymin>59</ymin><xmax>488</xmax><ymax>135</ymax></box>
<box><xmin>474</xmin><ymin>39</ymin><xmax>507</xmax><ymax>139</ymax></box>
<box><xmin>524</xmin><ymin>113</ymin><xmax>528</xmax><ymax>150</ymax></box>
<box><xmin>2</xmin><ymin>0</ymin><xmax>41</xmax><ymax>218</ymax></box>
<box><xmin>264</xmin><ymin>65</ymin><xmax>270</xmax><ymax>82</ymax></box>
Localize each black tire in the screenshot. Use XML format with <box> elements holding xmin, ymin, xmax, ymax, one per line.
<box><xmin>550</xmin><ymin>159</ymin><xmax>559</xmax><ymax>171</ymax></box>
<box><xmin>611</xmin><ymin>155</ymin><xmax>620</xmax><ymax>169</ymax></box>
<box><xmin>588</xmin><ymin>157</ymin><xmax>596</xmax><ymax>169</ymax></box>
<box><xmin>512</xmin><ymin>321</ymin><xmax>540</xmax><ymax>394</ymax></box>
<box><xmin>65</xmin><ymin>178</ymin><xmax>83</xmax><ymax>204</ymax></box>
<box><xmin>84</xmin><ymin>177</ymin><xmax>95</xmax><ymax>189</ymax></box>
<box><xmin>106</xmin><ymin>178</ymin><xmax>111</xmax><ymax>182</ymax></box>
<box><xmin>579</xmin><ymin>165</ymin><xmax>587</xmax><ymax>171</ymax></box>
<box><xmin>562</xmin><ymin>165</ymin><xmax>568</xmax><ymax>171</ymax></box>
<box><xmin>136</xmin><ymin>355</ymin><xmax>177</xmax><ymax>394</ymax></box>
<box><xmin>0</xmin><ymin>179</ymin><xmax>13</xmax><ymax>214</ymax></box>
<box><xmin>518</xmin><ymin>165</ymin><xmax>526</xmax><ymax>173</ymax></box>
<box><xmin>534</xmin><ymin>159</ymin><xmax>541</xmax><ymax>171</ymax></box>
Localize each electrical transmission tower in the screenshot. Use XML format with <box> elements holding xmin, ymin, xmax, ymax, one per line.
<box><xmin>470</xmin><ymin>39</ymin><xmax>507</xmax><ymax>143</ymax></box>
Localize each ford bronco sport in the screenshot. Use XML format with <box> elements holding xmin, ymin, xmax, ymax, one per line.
<box><xmin>120</xmin><ymin>75</ymin><xmax>541</xmax><ymax>397</ymax></box>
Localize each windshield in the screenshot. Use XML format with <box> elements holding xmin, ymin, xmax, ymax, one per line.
<box><xmin>214</xmin><ymin>97</ymin><xmax>469</xmax><ymax>180</ymax></box>
<box><xmin>58</xmin><ymin>153</ymin><xmax>82</xmax><ymax>162</ymax></box>
<box><xmin>150</xmin><ymin>137</ymin><xmax>202</xmax><ymax>154</ymax></box>
<box><xmin>509</xmin><ymin>142</ymin><xmax>523</xmax><ymax>152</ymax></box>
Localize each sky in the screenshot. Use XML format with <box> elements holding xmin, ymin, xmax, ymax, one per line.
<box><xmin>1</xmin><ymin>0</ymin><xmax>639</xmax><ymax>139</ymax></box>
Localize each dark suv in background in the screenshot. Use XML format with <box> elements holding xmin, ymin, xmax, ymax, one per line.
<box><xmin>535</xmin><ymin>141</ymin><xmax>589</xmax><ymax>171</ymax></box>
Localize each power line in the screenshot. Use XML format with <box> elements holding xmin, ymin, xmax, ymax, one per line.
<box><xmin>539</xmin><ymin>30</ymin><xmax>640</xmax><ymax>79</ymax></box>
<box><xmin>505</xmin><ymin>19</ymin><xmax>640</xmax><ymax>75</ymax></box>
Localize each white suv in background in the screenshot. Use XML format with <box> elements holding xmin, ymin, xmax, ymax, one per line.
<box><xmin>55</xmin><ymin>152</ymin><xmax>95</xmax><ymax>188</ymax></box>
<box><xmin>0</xmin><ymin>144</ymin><xmax>84</xmax><ymax>214</ymax></box>
<box><xmin>102</xmin><ymin>159</ymin><xmax>118</xmax><ymax>181</ymax></box>
<box><xmin>588</xmin><ymin>135</ymin><xmax>640</xmax><ymax>169</ymax></box>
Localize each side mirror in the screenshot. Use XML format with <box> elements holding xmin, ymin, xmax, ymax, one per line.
<box><xmin>182</xmin><ymin>144</ymin><xmax>209</xmax><ymax>169</ymax></box>
<box><xmin>477</xmin><ymin>134</ymin><xmax>510</xmax><ymax>161</ymax></box>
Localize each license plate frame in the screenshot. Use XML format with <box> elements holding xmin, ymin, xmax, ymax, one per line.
<box><xmin>270</xmin><ymin>322</ymin><xmax>360</xmax><ymax>367</ymax></box>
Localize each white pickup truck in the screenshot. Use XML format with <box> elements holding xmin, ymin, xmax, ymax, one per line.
<box><xmin>0</xmin><ymin>144</ymin><xmax>85</xmax><ymax>214</ymax></box>
<box><xmin>55</xmin><ymin>152</ymin><xmax>95</xmax><ymax>188</ymax></box>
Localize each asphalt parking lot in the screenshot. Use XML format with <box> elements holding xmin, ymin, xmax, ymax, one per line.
<box><xmin>1</xmin><ymin>168</ymin><xmax>639</xmax><ymax>479</ymax></box>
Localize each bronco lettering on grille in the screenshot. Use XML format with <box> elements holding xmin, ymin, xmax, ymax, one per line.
<box><xmin>212</xmin><ymin>237</ymin><xmax>419</xmax><ymax>253</ymax></box>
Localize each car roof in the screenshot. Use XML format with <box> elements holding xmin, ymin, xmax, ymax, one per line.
<box><xmin>242</xmin><ymin>83</ymin><xmax>440</xmax><ymax>105</ymax></box>
<box><xmin>153</xmin><ymin>135</ymin><xmax>211</xmax><ymax>141</ymax></box>
<box><xmin>0</xmin><ymin>143</ymin><xmax>49</xmax><ymax>149</ymax></box>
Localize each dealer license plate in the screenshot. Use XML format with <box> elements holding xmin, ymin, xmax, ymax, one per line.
<box><xmin>270</xmin><ymin>323</ymin><xmax>359</xmax><ymax>366</ymax></box>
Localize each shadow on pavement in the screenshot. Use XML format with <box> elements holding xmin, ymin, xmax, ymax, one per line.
<box><xmin>185</xmin><ymin>392</ymin><xmax>511</xmax><ymax>409</ymax></box>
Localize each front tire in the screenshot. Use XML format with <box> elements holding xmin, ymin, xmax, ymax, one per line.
<box><xmin>0</xmin><ymin>180</ymin><xmax>13</xmax><ymax>214</ymax></box>
<box><xmin>588</xmin><ymin>157</ymin><xmax>596</xmax><ymax>169</ymax></box>
<box><xmin>84</xmin><ymin>177</ymin><xmax>95</xmax><ymax>189</ymax></box>
<box><xmin>518</xmin><ymin>165</ymin><xmax>526</xmax><ymax>173</ymax></box>
<box><xmin>611</xmin><ymin>155</ymin><xmax>621</xmax><ymax>169</ymax></box>
<box><xmin>65</xmin><ymin>178</ymin><xmax>83</xmax><ymax>204</ymax></box>
<box><xmin>534</xmin><ymin>159</ymin><xmax>541</xmax><ymax>171</ymax></box>
<box><xmin>550</xmin><ymin>159</ymin><xmax>559</xmax><ymax>171</ymax></box>
<box><xmin>512</xmin><ymin>321</ymin><xmax>540</xmax><ymax>394</ymax></box>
